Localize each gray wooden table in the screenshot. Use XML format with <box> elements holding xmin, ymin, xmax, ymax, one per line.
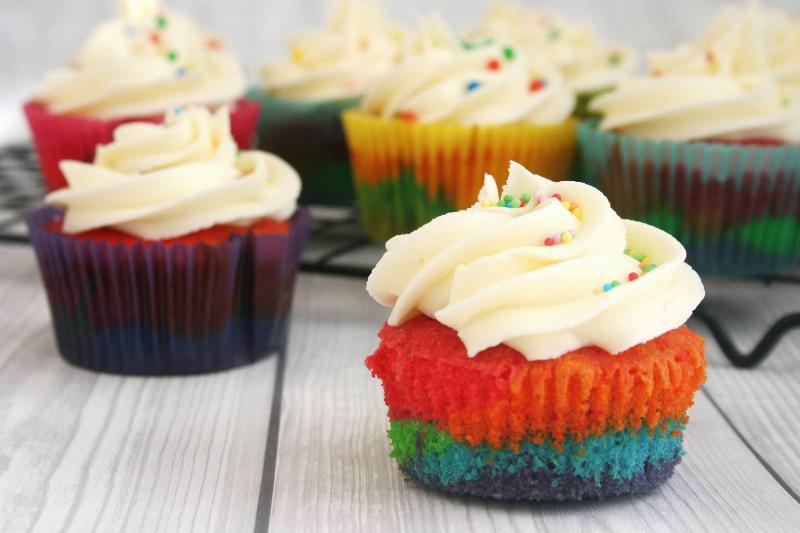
<box><xmin>1</xmin><ymin>244</ymin><xmax>800</xmax><ymax>532</ymax></box>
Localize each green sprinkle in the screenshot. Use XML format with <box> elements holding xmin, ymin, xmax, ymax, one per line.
<box><xmin>511</xmin><ymin>198</ymin><xmax>520</xmax><ymax>208</ymax></box>
<box><xmin>783</xmin><ymin>96</ymin><xmax>792</xmax><ymax>107</ymax></box>
<box><xmin>608</xmin><ymin>52</ymin><xmax>622</xmax><ymax>66</ymax></box>
<box><xmin>547</xmin><ymin>28</ymin><xmax>561</xmax><ymax>41</ymax></box>
<box><xmin>624</xmin><ymin>248</ymin><xmax>631</xmax><ymax>255</ymax></box>
<box><xmin>643</xmin><ymin>264</ymin><xmax>658</xmax><ymax>273</ymax></box>
<box><xmin>611</xmin><ymin>280</ymin><xmax>621</xmax><ymax>288</ymax></box>
<box><xmin>503</xmin><ymin>194</ymin><xmax>513</xmax><ymax>203</ymax></box>
<box><xmin>503</xmin><ymin>46</ymin><xmax>515</xmax><ymax>60</ymax></box>
<box><xmin>496</xmin><ymin>200</ymin><xmax>505</xmax><ymax>207</ymax></box>
<box><xmin>155</xmin><ymin>14</ymin><xmax>168</xmax><ymax>30</ymax></box>
<box><xmin>633</xmin><ymin>252</ymin><xmax>646</xmax><ymax>261</ymax></box>
<box><xmin>166</xmin><ymin>49</ymin><xmax>178</xmax><ymax>62</ymax></box>
<box><xmin>521</xmin><ymin>192</ymin><xmax>531</xmax><ymax>203</ymax></box>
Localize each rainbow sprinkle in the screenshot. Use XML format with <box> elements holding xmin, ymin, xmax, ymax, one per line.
<box><xmin>598</xmin><ymin>249</ymin><xmax>657</xmax><ymax>294</ymax></box>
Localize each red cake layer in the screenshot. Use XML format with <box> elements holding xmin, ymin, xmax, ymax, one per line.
<box><xmin>45</xmin><ymin>217</ymin><xmax>290</xmax><ymax>247</ymax></box>
<box><xmin>366</xmin><ymin>315</ymin><xmax>706</xmax><ymax>449</ymax></box>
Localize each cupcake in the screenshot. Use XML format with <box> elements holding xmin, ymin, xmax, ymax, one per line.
<box><xmin>469</xmin><ymin>2</ymin><xmax>638</xmax><ymax>117</ymax></box>
<box><xmin>343</xmin><ymin>19</ymin><xmax>578</xmax><ymax>241</ymax></box>
<box><xmin>365</xmin><ymin>161</ymin><xmax>706</xmax><ymax>501</ymax></box>
<box><xmin>26</xmin><ymin>107</ymin><xmax>310</xmax><ymax>375</ymax></box>
<box><xmin>251</xmin><ymin>0</ymin><xmax>407</xmax><ymax>205</ymax></box>
<box><xmin>580</xmin><ymin>2</ymin><xmax>800</xmax><ymax>275</ymax></box>
<box><xmin>24</xmin><ymin>0</ymin><xmax>258</xmax><ymax>192</ymax></box>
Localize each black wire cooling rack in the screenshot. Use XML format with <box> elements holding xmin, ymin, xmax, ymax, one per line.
<box><xmin>0</xmin><ymin>142</ymin><xmax>797</xmax><ymax>368</ymax></box>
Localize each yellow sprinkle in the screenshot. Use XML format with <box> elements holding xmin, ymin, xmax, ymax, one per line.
<box><xmin>572</xmin><ymin>207</ymin><xmax>583</xmax><ymax>219</ymax></box>
<box><xmin>561</xmin><ymin>231</ymin><xmax>573</xmax><ymax>243</ymax></box>
<box><xmin>561</xmin><ymin>200</ymin><xmax>571</xmax><ymax>210</ymax></box>
<box><xmin>639</xmin><ymin>260</ymin><xmax>649</xmax><ymax>269</ymax></box>
<box><xmin>291</xmin><ymin>48</ymin><xmax>304</xmax><ymax>63</ymax></box>
<box><xmin>480</xmin><ymin>200</ymin><xmax>493</xmax><ymax>207</ymax></box>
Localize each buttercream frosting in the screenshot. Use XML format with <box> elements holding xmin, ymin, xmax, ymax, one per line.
<box><xmin>367</xmin><ymin>161</ymin><xmax>704</xmax><ymax>361</ymax></box>
<box><xmin>34</xmin><ymin>1</ymin><xmax>245</xmax><ymax>119</ymax></box>
<box><xmin>259</xmin><ymin>0</ymin><xmax>407</xmax><ymax>101</ymax></box>
<box><xmin>592</xmin><ymin>2</ymin><xmax>800</xmax><ymax>142</ymax></box>
<box><xmin>361</xmin><ymin>31</ymin><xmax>575</xmax><ymax>125</ymax></box>
<box><xmin>46</xmin><ymin>107</ymin><xmax>301</xmax><ymax>240</ymax></box>
<box><xmin>470</xmin><ymin>3</ymin><xmax>637</xmax><ymax>93</ymax></box>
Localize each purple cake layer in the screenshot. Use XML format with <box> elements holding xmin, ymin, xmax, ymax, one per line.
<box><xmin>401</xmin><ymin>455</ymin><xmax>681</xmax><ymax>502</ymax></box>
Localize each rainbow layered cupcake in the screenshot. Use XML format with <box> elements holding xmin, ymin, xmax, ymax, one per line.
<box><xmin>25</xmin><ymin>0</ymin><xmax>259</xmax><ymax>192</ymax></box>
<box><xmin>251</xmin><ymin>0</ymin><xmax>407</xmax><ymax>205</ymax></box>
<box><xmin>468</xmin><ymin>3</ymin><xmax>638</xmax><ymax>118</ymax></box>
<box><xmin>27</xmin><ymin>107</ymin><xmax>309</xmax><ymax>375</ymax></box>
<box><xmin>366</xmin><ymin>161</ymin><xmax>706</xmax><ymax>501</ymax></box>
<box><xmin>343</xmin><ymin>18</ymin><xmax>577</xmax><ymax>241</ymax></box>
<box><xmin>580</xmin><ymin>3</ymin><xmax>800</xmax><ymax>275</ymax></box>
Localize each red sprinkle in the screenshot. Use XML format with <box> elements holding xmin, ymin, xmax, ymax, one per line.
<box><xmin>705</xmin><ymin>51</ymin><xmax>715</xmax><ymax>64</ymax></box>
<box><xmin>487</xmin><ymin>59</ymin><xmax>501</xmax><ymax>71</ymax></box>
<box><xmin>150</xmin><ymin>32</ymin><xmax>161</xmax><ymax>45</ymax></box>
<box><xmin>206</xmin><ymin>37</ymin><xmax>222</xmax><ymax>50</ymax></box>
<box><xmin>398</xmin><ymin>111</ymin><xmax>417</xmax><ymax>122</ymax></box>
<box><xmin>519</xmin><ymin>200</ymin><xmax>526</xmax><ymax>207</ymax></box>
<box><xmin>552</xmin><ymin>193</ymin><xmax>562</xmax><ymax>200</ymax></box>
<box><xmin>544</xmin><ymin>237</ymin><xmax>556</xmax><ymax>246</ymax></box>
<box><xmin>628</xmin><ymin>272</ymin><xmax>639</xmax><ymax>281</ymax></box>
<box><xmin>529</xmin><ymin>78</ymin><xmax>545</xmax><ymax>92</ymax></box>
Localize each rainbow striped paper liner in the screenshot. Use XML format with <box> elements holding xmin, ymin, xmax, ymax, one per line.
<box><xmin>23</xmin><ymin>98</ymin><xmax>261</xmax><ymax>192</ymax></box>
<box><xmin>26</xmin><ymin>206</ymin><xmax>311</xmax><ymax>376</ymax></box>
<box><xmin>342</xmin><ymin>110</ymin><xmax>577</xmax><ymax>242</ymax></box>
<box><xmin>247</xmin><ymin>88</ymin><xmax>360</xmax><ymax>205</ymax></box>
<box><xmin>578</xmin><ymin>121</ymin><xmax>800</xmax><ymax>276</ymax></box>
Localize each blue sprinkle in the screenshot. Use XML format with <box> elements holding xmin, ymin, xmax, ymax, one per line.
<box><xmin>176</xmin><ymin>67</ymin><xmax>187</xmax><ymax>77</ymax></box>
<box><xmin>174</xmin><ymin>107</ymin><xmax>183</xmax><ymax>114</ymax></box>
<box><xmin>505</xmin><ymin>202</ymin><xmax>512</xmax><ymax>208</ymax></box>
<box><xmin>602</xmin><ymin>283</ymin><xmax>613</xmax><ymax>292</ymax></box>
<box><xmin>466</xmin><ymin>80</ymin><xmax>481</xmax><ymax>92</ymax></box>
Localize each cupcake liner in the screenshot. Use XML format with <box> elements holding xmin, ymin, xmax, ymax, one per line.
<box><xmin>26</xmin><ymin>206</ymin><xmax>311</xmax><ymax>375</ymax></box>
<box><xmin>578</xmin><ymin>121</ymin><xmax>800</xmax><ymax>275</ymax></box>
<box><xmin>366</xmin><ymin>315</ymin><xmax>705</xmax><ymax>449</ymax></box>
<box><xmin>247</xmin><ymin>88</ymin><xmax>359</xmax><ymax>205</ymax></box>
<box><xmin>390</xmin><ymin>419</ymin><xmax>684</xmax><ymax>501</ymax></box>
<box><xmin>342</xmin><ymin>110</ymin><xmax>577</xmax><ymax>241</ymax></box>
<box><xmin>23</xmin><ymin>98</ymin><xmax>262</xmax><ymax>192</ymax></box>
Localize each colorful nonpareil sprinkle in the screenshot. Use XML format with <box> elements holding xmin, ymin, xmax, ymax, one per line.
<box><xmin>598</xmin><ymin>249</ymin><xmax>657</xmax><ymax>293</ymax></box>
<box><xmin>466</xmin><ymin>80</ymin><xmax>482</xmax><ymax>92</ymax></box>
<box><xmin>529</xmin><ymin>79</ymin><xmax>546</xmax><ymax>92</ymax></box>
<box><xmin>397</xmin><ymin>111</ymin><xmax>417</xmax><ymax>122</ymax></box>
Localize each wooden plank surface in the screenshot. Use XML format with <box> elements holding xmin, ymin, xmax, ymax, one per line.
<box><xmin>696</xmin><ymin>279</ymin><xmax>800</xmax><ymax>498</ymax></box>
<box><xmin>0</xmin><ymin>246</ymin><xmax>276</xmax><ymax>533</ymax></box>
<box><xmin>269</xmin><ymin>274</ymin><xmax>800</xmax><ymax>532</ymax></box>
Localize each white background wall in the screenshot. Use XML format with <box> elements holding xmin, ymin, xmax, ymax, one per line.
<box><xmin>1</xmin><ymin>0</ymin><xmax>798</xmax><ymax>141</ymax></box>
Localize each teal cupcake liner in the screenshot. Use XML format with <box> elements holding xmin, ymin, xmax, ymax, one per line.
<box><xmin>247</xmin><ymin>89</ymin><xmax>359</xmax><ymax>205</ymax></box>
<box><xmin>577</xmin><ymin>121</ymin><xmax>800</xmax><ymax>276</ymax></box>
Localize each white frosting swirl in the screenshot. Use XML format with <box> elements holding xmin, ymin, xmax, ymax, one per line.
<box><xmin>45</xmin><ymin>107</ymin><xmax>301</xmax><ymax>240</ymax></box>
<box><xmin>361</xmin><ymin>38</ymin><xmax>575</xmax><ymax>125</ymax></box>
<box><xmin>259</xmin><ymin>0</ymin><xmax>407</xmax><ymax>101</ymax></box>
<box><xmin>34</xmin><ymin>2</ymin><xmax>245</xmax><ymax>119</ymax></box>
<box><xmin>592</xmin><ymin>2</ymin><xmax>800</xmax><ymax>142</ymax></box>
<box><xmin>470</xmin><ymin>3</ymin><xmax>638</xmax><ymax>93</ymax></box>
<box><xmin>367</xmin><ymin>161</ymin><xmax>704</xmax><ymax>361</ymax></box>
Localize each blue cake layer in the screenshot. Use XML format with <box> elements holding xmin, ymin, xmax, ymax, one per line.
<box><xmin>389</xmin><ymin>419</ymin><xmax>685</xmax><ymax>501</ymax></box>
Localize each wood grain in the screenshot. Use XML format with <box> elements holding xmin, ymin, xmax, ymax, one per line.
<box><xmin>0</xmin><ymin>246</ymin><xmax>276</xmax><ymax>533</ymax></box>
<box><xmin>270</xmin><ymin>274</ymin><xmax>800</xmax><ymax>532</ymax></box>
<box><xmin>691</xmin><ymin>278</ymin><xmax>800</xmax><ymax>499</ymax></box>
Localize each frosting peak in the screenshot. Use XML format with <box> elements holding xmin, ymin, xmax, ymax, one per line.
<box><xmin>361</xmin><ymin>19</ymin><xmax>575</xmax><ymax>125</ymax></box>
<box><xmin>367</xmin><ymin>161</ymin><xmax>704</xmax><ymax>360</ymax></box>
<box><xmin>46</xmin><ymin>107</ymin><xmax>301</xmax><ymax>240</ymax></box>
<box><xmin>259</xmin><ymin>0</ymin><xmax>407</xmax><ymax>100</ymax></box>
<box><xmin>34</xmin><ymin>2</ymin><xmax>245</xmax><ymax>118</ymax></box>
<box><xmin>592</xmin><ymin>2</ymin><xmax>800</xmax><ymax>142</ymax></box>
